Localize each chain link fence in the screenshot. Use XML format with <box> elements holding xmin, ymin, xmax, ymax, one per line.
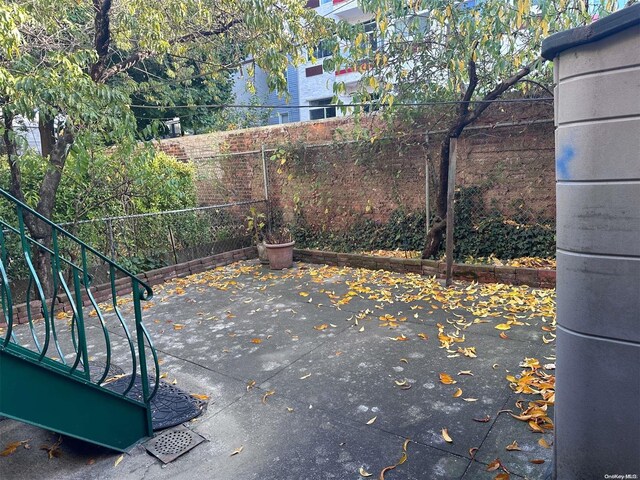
<box><xmin>56</xmin><ymin>200</ymin><xmax>265</xmax><ymax>283</ymax></box>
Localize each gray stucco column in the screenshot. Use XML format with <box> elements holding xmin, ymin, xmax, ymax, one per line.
<box><xmin>542</xmin><ymin>5</ymin><xmax>640</xmax><ymax>479</ymax></box>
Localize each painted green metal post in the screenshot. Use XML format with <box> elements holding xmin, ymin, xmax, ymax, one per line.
<box><xmin>72</xmin><ymin>268</ymin><xmax>91</xmax><ymax>381</ymax></box>
<box><xmin>132</xmin><ymin>277</ymin><xmax>154</xmax><ymax>436</ymax></box>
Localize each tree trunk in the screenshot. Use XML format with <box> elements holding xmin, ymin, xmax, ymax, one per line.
<box><xmin>421</xmin><ymin>126</ymin><xmax>464</xmax><ymax>259</ymax></box>
<box><xmin>421</xmin><ymin>57</ymin><xmax>541</xmax><ymax>259</ymax></box>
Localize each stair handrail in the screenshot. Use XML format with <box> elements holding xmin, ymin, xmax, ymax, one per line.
<box><xmin>0</xmin><ymin>190</ymin><xmax>153</xmax><ymax>296</ymax></box>
<box><xmin>0</xmin><ymin>188</ymin><xmax>159</xmax><ymax>403</ymax></box>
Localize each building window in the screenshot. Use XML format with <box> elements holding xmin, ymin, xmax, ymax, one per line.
<box><xmin>309</xmin><ymin>98</ymin><xmax>336</xmax><ymax>120</ymax></box>
<box><xmin>313</xmin><ymin>40</ymin><xmax>333</xmax><ymax>60</ymax></box>
<box><xmin>278</xmin><ymin>112</ymin><xmax>290</xmax><ymax>124</ymax></box>
<box><xmin>305</xmin><ymin>65</ymin><xmax>324</xmax><ymax>77</ymax></box>
<box><xmin>362</xmin><ymin>20</ymin><xmax>379</xmax><ymax>52</ymax></box>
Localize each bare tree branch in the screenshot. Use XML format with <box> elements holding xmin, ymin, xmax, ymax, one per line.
<box><xmin>174</xmin><ymin>18</ymin><xmax>244</xmax><ymax>43</ymax></box>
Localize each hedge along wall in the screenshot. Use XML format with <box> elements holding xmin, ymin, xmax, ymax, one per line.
<box><xmin>157</xmin><ymin>102</ymin><xmax>556</xmax><ymax>256</ymax></box>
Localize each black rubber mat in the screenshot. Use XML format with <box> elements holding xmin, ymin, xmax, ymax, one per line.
<box><xmin>88</xmin><ymin>361</ymin><xmax>124</xmax><ymax>384</ymax></box>
<box><xmin>102</xmin><ymin>375</ymin><xmax>207</xmax><ymax>430</ymax></box>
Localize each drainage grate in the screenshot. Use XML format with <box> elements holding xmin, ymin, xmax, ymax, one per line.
<box><xmin>144</xmin><ymin>426</ymin><xmax>205</xmax><ymax>464</ymax></box>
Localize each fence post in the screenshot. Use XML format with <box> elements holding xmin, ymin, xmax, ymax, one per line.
<box><xmin>425</xmin><ymin>155</ymin><xmax>430</xmax><ymax>241</ymax></box>
<box><xmin>261</xmin><ymin>144</ymin><xmax>269</xmax><ymax>203</ymax></box>
<box><xmin>261</xmin><ymin>144</ymin><xmax>272</xmax><ymax>229</ymax></box>
<box><xmin>167</xmin><ymin>224</ymin><xmax>179</xmax><ymax>266</ymax></box>
<box><xmin>106</xmin><ymin>219</ymin><xmax>116</xmax><ymax>260</ymax></box>
<box><xmin>445</xmin><ymin>138</ymin><xmax>458</xmax><ymax>287</ymax></box>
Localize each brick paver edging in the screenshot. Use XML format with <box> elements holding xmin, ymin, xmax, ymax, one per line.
<box><xmin>0</xmin><ymin>247</ymin><xmax>257</xmax><ymax>327</ymax></box>
<box><xmin>293</xmin><ymin>249</ymin><xmax>556</xmax><ymax>289</ymax></box>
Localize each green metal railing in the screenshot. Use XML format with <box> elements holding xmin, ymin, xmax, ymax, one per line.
<box><xmin>0</xmin><ymin>188</ymin><xmax>159</xmax><ymax>409</ymax></box>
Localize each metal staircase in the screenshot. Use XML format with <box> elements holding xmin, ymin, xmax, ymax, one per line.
<box><xmin>0</xmin><ymin>188</ymin><xmax>159</xmax><ymax>451</ymax></box>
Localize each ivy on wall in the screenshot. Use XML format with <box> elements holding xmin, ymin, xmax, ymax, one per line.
<box><xmin>288</xmin><ymin>186</ymin><xmax>555</xmax><ymax>261</ymax></box>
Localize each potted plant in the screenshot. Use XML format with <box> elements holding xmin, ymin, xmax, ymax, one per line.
<box><xmin>264</xmin><ymin>227</ymin><xmax>295</xmax><ymax>270</ymax></box>
<box><xmin>245</xmin><ymin>207</ymin><xmax>268</xmax><ymax>264</ymax></box>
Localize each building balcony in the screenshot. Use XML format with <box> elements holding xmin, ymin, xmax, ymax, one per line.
<box><xmin>331</xmin><ymin>0</ymin><xmax>366</xmax><ymax>21</ymax></box>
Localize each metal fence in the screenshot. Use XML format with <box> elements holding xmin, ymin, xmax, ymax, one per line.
<box><xmin>56</xmin><ymin>200</ymin><xmax>266</xmax><ymax>282</ymax></box>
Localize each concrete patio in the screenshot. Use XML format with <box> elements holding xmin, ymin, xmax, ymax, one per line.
<box><xmin>0</xmin><ymin>260</ymin><xmax>556</xmax><ymax>479</ymax></box>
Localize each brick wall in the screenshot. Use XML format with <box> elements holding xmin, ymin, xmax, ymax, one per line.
<box><xmin>157</xmin><ymin>102</ymin><xmax>556</xmax><ymax>229</ymax></box>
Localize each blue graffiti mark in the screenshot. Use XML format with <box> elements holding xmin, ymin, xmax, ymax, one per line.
<box><xmin>557</xmin><ymin>144</ymin><xmax>575</xmax><ymax>179</ymax></box>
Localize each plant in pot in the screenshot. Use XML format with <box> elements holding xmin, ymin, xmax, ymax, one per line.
<box><xmin>245</xmin><ymin>207</ymin><xmax>268</xmax><ymax>264</ymax></box>
<box><xmin>264</xmin><ymin>227</ymin><xmax>295</xmax><ymax>270</ymax></box>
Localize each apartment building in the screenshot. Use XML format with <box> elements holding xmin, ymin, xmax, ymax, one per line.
<box><xmin>233</xmin><ymin>0</ymin><xmax>376</xmax><ymax>125</ymax></box>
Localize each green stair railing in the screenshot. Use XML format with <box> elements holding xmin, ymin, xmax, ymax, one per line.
<box><xmin>0</xmin><ymin>188</ymin><xmax>159</xmax><ymax>430</ymax></box>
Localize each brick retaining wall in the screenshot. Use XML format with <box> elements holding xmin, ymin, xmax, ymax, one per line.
<box><xmin>293</xmin><ymin>249</ymin><xmax>555</xmax><ymax>288</ymax></box>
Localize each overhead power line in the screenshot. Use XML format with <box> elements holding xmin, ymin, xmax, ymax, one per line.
<box><xmin>129</xmin><ymin>97</ymin><xmax>554</xmax><ymax>110</ymax></box>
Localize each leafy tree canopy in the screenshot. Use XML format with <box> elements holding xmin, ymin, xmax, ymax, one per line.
<box><xmin>0</xmin><ymin>0</ymin><xmax>330</xmax><ymax>228</ymax></box>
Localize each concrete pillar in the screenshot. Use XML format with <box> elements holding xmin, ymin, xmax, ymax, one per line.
<box><xmin>542</xmin><ymin>5</ymin><xmax>640</xmax><ymax>479</ymax></box>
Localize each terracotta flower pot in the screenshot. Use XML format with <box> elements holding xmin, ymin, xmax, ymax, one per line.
<box><xmin>264</xmin><ymin>241</ymin><xmax>295</xmax><ymax>270</ymax></box>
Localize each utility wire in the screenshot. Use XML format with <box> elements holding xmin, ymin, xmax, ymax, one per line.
<box><xmin>130</xmin><ymin>96</ymin><xmax>553</xmax><ymax>110</ymax></box>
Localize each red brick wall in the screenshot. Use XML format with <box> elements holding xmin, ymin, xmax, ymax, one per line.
<box><xmin>157</xmin><ymin>103</ymin><xmax>556</xmax><ymax>229</ymax></box>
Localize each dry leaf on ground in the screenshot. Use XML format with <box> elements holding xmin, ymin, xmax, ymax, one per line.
<box><xmin>358</xmin><ymin>466</ymin><xmax>372</xmax><ymax>477</ymax></box>
<box><xmin>230</xmin><ymin>446</ymin><xmax>244</xmax><ymax>456</ymax></box>
<box><xmin>261</xmin><ymin>390</ymin><xmax>275</xmax><ymax>404</ymax></box>
<box><xmin>439</xmin><ymin>373</ymin><xmax>457</xmax><ymax>385</ymax></box>
<box><xmin>0</xmin><ymin>440</ymin><xmax>29</xmax><ymax>457</ymax></box>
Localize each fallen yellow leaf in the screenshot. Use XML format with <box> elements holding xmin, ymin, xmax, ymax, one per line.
<box><xmin>191</xmin><ymin>394</ymin><xmax>210</xmax><ymax>401</ymax></box>
<box><xmin>538</xmin><ymin>438</ymin><xmax>551</xmax><ymax>449</ymax></box>
<box><xmin>114</xmin><ymin>454</ymin><xmax>124</xmax><ymax>467</ymax></box>
<box><xmin>300</xmin><ymin>373</ymin><xmax>312</xmax><ymax>380</ymax></box>
<box><xmin>453</xmin><ymin>388</ymin><xmax>463</xmax><ymax>398</ymax></box>
<box><xmin>441</xmin><ymin>428</ymin><xmax>453</xmax><ymax>443</ymax></box>
<box><xmin>0</xmin><ymin>440</ymin><xmax>29</xmax><ymax>457</ymax></box>
<box><xmin>250</xmin><ymin>338</ymin><xmax>262</xmax><ymax>344</ymax></box>
<box><xmin>439</xmin><ymin>373</ymin><xmax>457</xmax><ymax>385</ymax></box>
<box><xmin>506</xmin><ymin>440</ymin><xmax>521</xmax><ymax>451</ymax></box>
<box><xmin>262</xmin><ymin>390</ymin><xmax>275</xmax><ymax>404</ymax></box>
<box><xmin>173</xmin><ymin>324</ymin><xmax>184</xmax><ymax>330</ymax></box>
<box><xmin>230</xmin><ymin>446</ymin><xmax>244</xmax><ymax>456</ymax></box>
<box><xmin>366</xmin><ymin>416</ymin><xmax>377</xmax><ymax>425</ymax></box>
<box><xmin>358</xmin><ymin>466</ymin><xmax>372</xmax><ymax>477</ymax></box>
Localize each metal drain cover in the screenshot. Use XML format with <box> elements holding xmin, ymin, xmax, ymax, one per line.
<box><xmin>144</xmin><ymin>426</ymin><xmax>205</xmax><ymax>463</ymax></box>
